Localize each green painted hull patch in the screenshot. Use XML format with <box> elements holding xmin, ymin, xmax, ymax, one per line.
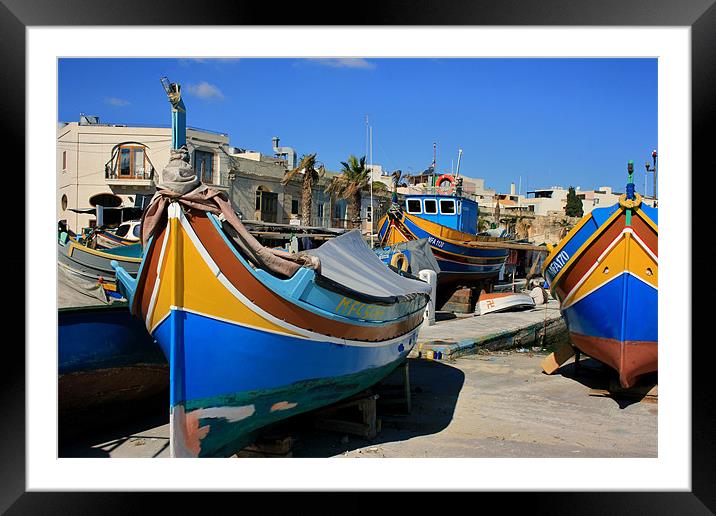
<box><xmin>183</xmin><ymin>357</ymin><xmax>407</xmax><ymax>457</ymax></box>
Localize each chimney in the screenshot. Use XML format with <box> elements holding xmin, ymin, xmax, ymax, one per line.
<box><xmin>510</xmin><ymin>182</ymin><xmax>516</xmax><ymax>195</ymax></box>
<box><xmin>272</xmin><ymin>136</ymin><xmax>297</xmax><ymax>170</ymax></box>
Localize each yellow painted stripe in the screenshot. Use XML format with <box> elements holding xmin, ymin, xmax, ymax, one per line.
<box><xmin>148</xmin><ymin>212</ymin><xmax>298</xmax><ymax>336</ymax></box>
<box><xmin>68</xmin><ymin>241</ymin><xmax>142</xmax><ymax>263</ymax></box>
<box><xmin>404</xmin><ymin>213</ymin><xmax>486</xmax><ymax>243</ymax></box>
<box><xmin>563</xmin><ymin>232</ymin><xmax>657</xmax><ymax>309</ymax></box>
<box><xmin>544</xmin><ymin>207</ymin><xmax>624</xmax><ymax>288</ymax></box>
<box><xmin>541</xmin><ymin>209</ymin><xmax>599</xmax><ymax>271</ymax></box>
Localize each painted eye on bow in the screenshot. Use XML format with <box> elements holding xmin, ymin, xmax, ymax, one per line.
<box><xmin>603</xmin><ymin>267</ymin><xmax>609</xmax><ymax>274</ymax></box>
<box><xmin>646</xmin><ymin>268</ymin><xmax>653</xmax><ymax>276</ymax></box>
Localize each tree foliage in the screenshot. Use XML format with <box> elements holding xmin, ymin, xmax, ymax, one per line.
<box><xmin>565</xmin><ymin>186</ymin><xmax>584</xmax><ymax>217</ymax></box>
<box><xmin>326</xmin><ymin>155</ymin><xmax>371</xmax><ymax>228</ymax></box>
<box><xmin>282</xmin><ymin>153</ymin><xmax>324</xmax><ymax>226</ymax></box>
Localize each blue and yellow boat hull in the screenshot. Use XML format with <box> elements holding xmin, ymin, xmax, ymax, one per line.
<box><xmin>115</xmin><ymin>203</ymin><xmax>427</xmax><ymax>457</ymax></box>
<box><xmin>543</xmin><ymin>194</ymin><xmax>658</xmax><ymax>388</ymax></box>
<box><xmin>377</xmin><ymin>211</ymin><xmax>508</xmax><ymax>303</ymax></box>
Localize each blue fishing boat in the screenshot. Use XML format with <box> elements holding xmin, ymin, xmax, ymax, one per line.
<box><xmin>58</xmin><ymin>233</ymin><xmax>142</xmax><ymax>297</ymax></box>
<box><xmin>377</xmin><ymin>183</ymin><xmax>509</xmax><ymax>304</ymax></box>
<box><xmin>542</xmin><ymin>163</ymin><xmax>657</xmax><ymax>388</ymax></box>
<box><xmin>58</xmin><ymin>265</ymin><xmax>167</xmax><ymax>416</ymax></box>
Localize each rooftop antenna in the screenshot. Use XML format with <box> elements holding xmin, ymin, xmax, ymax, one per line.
<box><xmin>160</xmin><ymin>76</ymin><xmax>186</xmax><ymax>149</ymax></box>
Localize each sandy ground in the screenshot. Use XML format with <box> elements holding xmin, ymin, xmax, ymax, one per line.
<box><xmin>59</xmin><ymin>352</ymin><xmax>657</xmax><ymax>459</ymax></box>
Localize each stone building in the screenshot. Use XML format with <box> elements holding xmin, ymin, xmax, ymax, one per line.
<box><xmin>57</xmin><ymin>115</ymin><xmax>231</xmax><ymax>232</ymax></box>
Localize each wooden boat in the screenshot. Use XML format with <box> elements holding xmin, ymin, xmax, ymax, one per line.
<box><xmin>58</xmin><ymin>264</ymin><xmax>168</xmax><ymax>419</ymax></box>
<box><xmin>90</xmin><ymin>220</ymin><xmax>142</xmax><ymax>249</ymax></box>
<box><xmin>377</xmin><ymin>190</ymin><xmax>509</xmax><ymax>305</ymax></box>
<box><xmin>114</xmin><ymin>201</ymin><xmax>431</xmax><ymax>457</ymax></box>
<box><xmin>57</xmin><ymin>235</ymin><xmax>142</xmax><ymax>296</ymax></box>
<box><xmin>542</xmin><ymin>175</ymin><xmax>657</xmax><ymax>388</ymax></box>
<box><xmin>375</xmin><ymin>237</ymin><xmax>441</xmax><ymax>277</ymax></box>
<box><xmin>476</xmin><ymin>290</ymin><xmax>535</xmax><ymax>315</ymax></box>
<box><xmin>59</xmin><ymin>304</ymin><xmax>168</xmax><ymax>414</ymax></box>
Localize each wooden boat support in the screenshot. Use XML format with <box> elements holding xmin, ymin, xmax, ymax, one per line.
<box><xmin>461</xmin><ymin>240</ymin><xmax>549</xmax><ymax>252</ymax></box>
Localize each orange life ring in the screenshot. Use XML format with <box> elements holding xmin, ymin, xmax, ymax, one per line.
<box><xmin>436</xmin><ymin>174</ymin><xmax>455</xmax><ymax>194</ymax></box>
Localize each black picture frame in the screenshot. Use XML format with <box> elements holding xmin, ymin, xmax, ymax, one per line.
<box><xmin>3</xmin><ymin>0</ymin><xmax>708</xmax><ymax>513</ymax></box>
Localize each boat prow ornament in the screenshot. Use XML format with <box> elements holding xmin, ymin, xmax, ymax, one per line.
<box><xmin>618</xmin><ymin>191</ymin><xmax>642</xmax><ymax>209</ymax></box>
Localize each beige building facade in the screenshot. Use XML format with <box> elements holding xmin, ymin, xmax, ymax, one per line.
<box><xmin>57</xmin><ymin>118</ymin><xmax>231</xmax><ymax>232</ymax></box>
<box><xmin>57</xmin><ymin>118</ymin><xmax>366</xmax><ymax>233</ymax></box>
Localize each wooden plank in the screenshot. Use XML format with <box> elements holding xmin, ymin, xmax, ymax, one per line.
<box><xmin>462</xmin><ymin>240</ymin><xmax>549</xmax><ymax>252</ymax></box>
<box><xmin>608</xmin><ymin>379</ymin><xmax>658</xmax><ymax>398</ymax></box>
<box><xmin>243</xmin><ymin>436</ymin><xmax>293</xmax><ymax>455</ymax></box>
<box><xmin>403</xmin><ymin>361</ymin><xmax>412</xmax><ymax>414</ymax></box>
<box><xmin>541</xmin><ymin>340</ymin><xmax>576</xmax><ymax>375</ymax></box>
<box><xmin>314</xmin><ymin>418</ymin><xmax>375</xmax><ymax>439</ymax></box>
<box><xmin>589</xmin><ymin>383</ymin><xmax>658</xmax><ymax>402</ymax></box>
<box><xmin>312</xmin><ymin>392</ymin><xmax>379</xmax><ymax>439</ymax></box>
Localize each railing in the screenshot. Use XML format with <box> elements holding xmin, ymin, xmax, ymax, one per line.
<box><xmin>402</xmin><ymin>185</ymin><xmax>480</xmax><ymax>201</ymax></box>
<box><xmin>105</xmin><ymin>165</ymin><xmax>155</xmax><ymax>182</ymax></box>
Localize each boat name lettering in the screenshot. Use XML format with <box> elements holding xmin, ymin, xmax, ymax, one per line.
<box><xmin>547</xmin><ymin>250</ymin><xmax>570</xmax><ymax>277</ymax></box>
<box><xmin>428</xmin><ymin>236</ymin><xmax>445</xmax><ymax>249</ymax></box>
<box><xmin>335</xmin><ymin>297</ymin><xmax>385</xmax><ymax>318</ymax></box>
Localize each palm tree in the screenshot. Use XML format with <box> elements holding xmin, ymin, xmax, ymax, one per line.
<box><xmin>390</xmin><ymin>169</ymin><xmax>411</xmax><ymax>204</ymax></box>
<box><xmin>326</xmin><ymin>155</ymin><xmax>371</xmax><ymax>229</ymax></box>
<box><xmin>281</xmin><ymin>153</ymin><xmax>324</xmax><ymax>226</ymax></box>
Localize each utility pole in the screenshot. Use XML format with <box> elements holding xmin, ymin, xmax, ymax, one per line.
<box><xmin>370</xmin><ymin>126</ymin><xmax>374</xmax><ymax>247</ymax></box>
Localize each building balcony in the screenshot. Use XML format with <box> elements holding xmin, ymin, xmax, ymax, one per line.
<box><xmin>105</xmin><ymin>168</ymin><xmax>156</xmax><ymax>188</ymax></box>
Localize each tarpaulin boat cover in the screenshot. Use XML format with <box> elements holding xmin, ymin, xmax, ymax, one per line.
<box><xmin>57</xmin><ymin>261</ymin><xmax>110</xmax><ymax>309</ymax></box>
<box><xmin>141</xmin><ymin>146</ymin><xmax>319</xmax><ymax>279</ymax></box>
<box><xmin>305</xmin><ymin>230</ymin><xmax>432</xmax><ymax>302</ymax></box>
<box><xmin>383</xmin><ymin>238</ymin><xmax>441</xmax><ymax>275</ymax></box>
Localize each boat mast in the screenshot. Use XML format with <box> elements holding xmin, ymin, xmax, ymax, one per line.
<box><xmin>161</xmin><ymin>76</ymin><xmax>186</xmax><ymax>149</ymax></box>
<box><xmin>369</xmin><ymin>125</ymin><xmax>374</xmax><ymax>248</ymax></box>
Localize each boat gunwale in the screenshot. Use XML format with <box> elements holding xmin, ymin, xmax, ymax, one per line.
<box><xmin>131</xmin><ymin>204</ymin><xmax>428</xmax><ymax>343</ymax></box>
<box><xmin>205</xmin><ymin>212</ymin><xmax>429</xmax><ymax>319</ymax></box>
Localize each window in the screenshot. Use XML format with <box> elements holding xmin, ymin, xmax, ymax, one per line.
<box><xmin>317</xmin><ymin>203</ymin><xmax>324</xmax><ymax>220</ymax></box>
<box><xmin>61</xmin><ymin>194</ymin><xmax>68</xmax><ymax>211</ymax></box>
<box><xmin>62</xmin><ymin>151</ymin><xmax>67</xmax><ymax>171</ymax></box>
<box><xmin>424</xmin><ymin>199</ymin><xmax>438</xmax><ymax>214</ymax></box>
<box><xmin>439</xmin><ymin>199</ymin><xmax>455</xmax><ymax>214</ymax></box>
<box><xmin>291</xmin><ymin>199</ymin><xmax>299</xmax><ymax>215</ymax></box>
<box><xmin>194</xmin><ymin>150</ymin><xmax>214</xmax><ymax>183</ymax></box>
<box><xmin>406</xmin><ymin>199</ymin><xmax>422</xmax><ymax>214</ymax></box>
<box><xmin>116</xmin><ymin>146</ymin><xmax>147</xmax><ymax>178</ymax></box>
<box><xmin>366</xmin><ymin>205</ymin><xmax>373</xmax><ymax>222</ymax></box>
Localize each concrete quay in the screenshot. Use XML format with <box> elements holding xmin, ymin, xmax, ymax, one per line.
<box><xmin>415</xmin><ymin>299</ymin><xmax>568</xmax><ymax>360</ymax></box>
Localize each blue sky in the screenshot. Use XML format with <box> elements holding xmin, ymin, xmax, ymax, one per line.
<box><xmin>58</xmin><ymin>58</ymin><xmax>657</xmax><ymax>195</ymax></box>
